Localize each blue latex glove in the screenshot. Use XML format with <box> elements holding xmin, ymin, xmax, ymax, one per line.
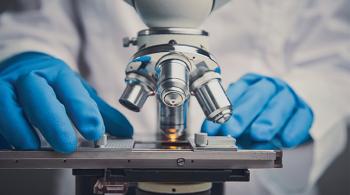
<box><xmin>0</xmin><ymin>52</ymin><xmax>133</xmax><ymax>153</ymax></box>
<box><xmin>202</xmin><ymin>73</ymin><xmax>313</xmax><ymax>148</ymax></box>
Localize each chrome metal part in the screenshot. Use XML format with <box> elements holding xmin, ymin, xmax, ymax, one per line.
<box><xmin>207</xmin><ymin>136</ymin><xmax>236</xmax><ymax>147</ymax></box>
<box><xmin>138</xmin><ymin>28</ymin><xmax>209</xmax><ymax>36</ymax></box>
<box><xmin>120</xmin><ymin>26</ymin><xmax>233</xmax><ymax>139</ymax></box>
<box><xmin>191</xmin><ymin>135</ymin><xmax>237</xmax><ymax>151</ymax></box>
<box><xmin>123</xmin><ymin>37</ymin><xmax>137</xmax><ymax>47</ymax></box>
<box><xmin>119</xmin><ymin>73</ymin><xmax>155</xmax><ymax>112</ymax></box>
<box><xmin>156</xmin><ymin>55</ymin><xmax>190</xmax><ymax>107</ymax></box>
<box><xmin>0</xmin><ymin>137</ymin><xmax>282</xmax><ymax>169</ymax></box>
<box><xmin>93</xmin><ymin>179</ymin><xmax>128</xmax><ymax>195</ymax></box>
<box><xmin>194</xmin><ymin>133</ymin><xmax>208</xmax><ymax>147</ymax></box>
<box><xmin>95</xmin><ymin>134</ymin><xmax>108</xmax><ymax>148</ymax></box>
<box><xmin>137</xmin><ymin>182</ymin><xmax>212</xmax><ymax>194</ymax></box>
<box><xmin>191</xmin><ymin>72</ymin><xmax>232</xmax><ymax>123</ymax></box>
<box><xmin>158</xmin><ymin>101</ymin><xmax>188</xmax><ymax>138</ymax></box>
<box><xmin>0</xmin><ymin>150</ymin><xmax>282</xmax><ymax>169</ymax></box>
<box><xmin>119</xmin><ymin>82</ymin><xmax>150</xmax><ymax>112</ymax></box>
<box><xmin>132</xmin><ymin>44</ymin><xmax>217</xmax><ymax>66</ymax></box>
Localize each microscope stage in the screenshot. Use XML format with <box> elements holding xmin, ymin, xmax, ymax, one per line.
<box><xmin>0</xmin><ymin>137</ymin><xmax>282</xmax><ymax>170</ymax></box>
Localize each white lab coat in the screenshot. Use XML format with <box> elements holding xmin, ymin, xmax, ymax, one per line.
<box><xmin>0</xmin><ymin>0</ymin><xmax>349</xmax><ymax>194</ymax></box>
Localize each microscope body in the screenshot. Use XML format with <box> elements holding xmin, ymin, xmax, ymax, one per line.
<box><xmin>120</xmin><ymin>0</ymin><xmax>232</xmax><ymax>140</ymax></box>
<box><xmin>0</xmin><ymin>2</ymin><xmax>284</xmax><ymax>195</ymax></box>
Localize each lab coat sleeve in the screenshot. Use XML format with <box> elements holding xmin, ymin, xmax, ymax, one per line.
<box><xmin>258</xmin><ymin>65</ymin><xmax>349</xmax><ymax>194</ymax></box>
<box><xmin>246</xmin><ymin>65</ymin><xmax>349</xmax><ymax>195</ymax></box>
<box><xmin>0</xmin><ymin>0</ymin><xmax>80</xmax><ymax>70</ymax></box>
<box><xmin>283</xmin><ymin>65</ymin><xmax>349</xmax><ymax>188</ymax></box>
<box><xmin>258</xmin><ymin>3</ymin><xmax>350</xmax><ymax>192</ymax></box>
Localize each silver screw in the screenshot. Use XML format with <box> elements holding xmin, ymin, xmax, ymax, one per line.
<box><xmin>123</xmin><ymin>37</ymin><xmax>137</xmax><ymax>47</ymax></box>
<box><xmin>177</xmin><ymin>158</ymin><xmax>185</xmax><ymax>166</ymax></box>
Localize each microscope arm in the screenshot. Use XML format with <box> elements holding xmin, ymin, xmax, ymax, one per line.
<box><xmin>123</xmin><ymin>0</ymin><xmax>230</xmax><ymax>28</ymax></box>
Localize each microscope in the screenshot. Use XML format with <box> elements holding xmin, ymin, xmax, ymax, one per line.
<box><xmin>120</xmin><ymin>0</ymin><xmax>232</xmax><ymax>141</ymax></box>
<box><xmin>0</xmin><ymin>1</ymin><xmax>282</xmax><ymax>195</ymax></box>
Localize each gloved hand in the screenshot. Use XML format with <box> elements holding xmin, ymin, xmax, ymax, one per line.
<box><xmin>202</xmin><ymin>73</ymin><xmax>313</xmax><ymax>149</ymax></box>
<box><xmin>0</xmin><ymin>52</ymin><xmax>133</xmax><ymax>153</ymax></box>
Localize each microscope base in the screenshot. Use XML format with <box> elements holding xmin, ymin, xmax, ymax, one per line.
<box><xmin>74</xmin><ymin>169</ymin><xmax>237</xmax><ymax>195</ymax></box>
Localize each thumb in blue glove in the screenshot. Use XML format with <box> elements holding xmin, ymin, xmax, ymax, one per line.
<box><xmin>0</xmin><ymin>52</ymin><xmax>133</xmax><ymax>153</ymax></box>
<box><xmin>201</xmin><ymin>73</ymin><xmax>313</xmax><ymax>148</ymax></box>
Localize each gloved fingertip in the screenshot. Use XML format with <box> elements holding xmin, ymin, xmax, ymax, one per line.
<box><xmin>80</xmin><ymin>125</ymin><xmax>105</xmax><ymax>142</ymax></box>
<box><xmin>77</xmin><ymin>115</ymin><xmax>105</xmax><ymax>141</ymax></box>
<box><xmin>280</xmin><ymin>107</ymin><xmax>313</xmax><ymax>148</ymax></box>
<box><xmin>104</xmin><ymin>113</ymin><xmax>134</xmax><ymax>138</ymax></box>
<box><xmin>240</xmin><ymin>73</ymin><xmax>263</xmax><ymax>84</ymax></box>
<box><xmin>80</xmin><ymin>79</ymin><xmax>134</xmax><ymax>138</ymax></box>
<box><xmin>15</xmin><ymin>141</ymin><xmax>41</xmax><ymax>151</ymax></box>
<box><xmin>201</xmin><ymin>120</ymin><xmax>221</xmax><ymax>136</ymax></box>
<box><xmin>281</xmin><ymin>139</ymin><xmax>297</xmax><ymax>148</ymax></box>
<box><xmin>107</xmin><ymin>127</ymin><xmax>132</xmax><ymax>138</ymax></box>
<box><xmin>221</xmin><ymin>117</ymin><xmax>244</xmax><ymax>137</ymax></box>
<box><xmin>123</xmin><ymin>125</ymin><xmax>134</xmax><ymax>138</ymax></box>
<box><xmin>0</xmin><ymin>81</ymin><xmax>43</xmax><ymax>150</ymax></box>
<box><xmin>250</xmin><ymin>123</ymin><xmax>275</xmax><ymax>142</ymax></box>
<box><xmin>52</xmin><ymin>68</ymin><xmax>106</xmax><ymax>142</ymax></box>
<box><xmin>0</xmin><ymin>134</ymin><xmax>12</xmax><ymax>149</ymax></box>
<box><xmin>280</xmin><ymin>131</ymin><xmax>312</xmax><ymax>148</ymax></box>
<box><xmin>108</xmin><ymin>128</ymin><xmax>133</xmax><ymax>138</ymax></box>
<box><xmin>54</xmin><ymin>138</ymin><xmax>78</xmax><ymax>154</ymax></box>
